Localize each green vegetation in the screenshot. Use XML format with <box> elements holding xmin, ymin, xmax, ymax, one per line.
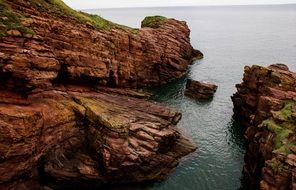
<box><xmin>259</xmin><ymin>101</ymin><xmax>295</xmax><ymax>154</ymax></box>
<box><xmin>29</xmin><ymin>0</ymin><xmax>137</xmax><ymax>31</ymax></box>
<box><xmin>0</xmin><ymin>0</ymin><xmax>34</xmax><ymax>37</ymax></box>
<box><xmin>266</xmin><ymin>158</ymin><xmax>288</xmax><ymax>174</ymax></box>
<box><xmin>272</xmin><ymin>101</ymin><xmax>294</xmax><ymax>121</ymax></box>
<box><xmin>141</xmin><ymin>16</ymin><xmax>167</xmax><ymax>28</ymax></box>
<box><xmin>0</xmin><ymin>0</ymin><xmax>138</xmax><ymax>37</ymax></box>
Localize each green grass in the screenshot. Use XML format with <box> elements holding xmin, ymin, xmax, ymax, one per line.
<box><xmin>1</xmin><ymin>0</ymin><xmax>139</xmax><ymax>36</ymax></box>
<box><xmin>272</xmin><ymin>101</ymin><xmax>294</xmax><ymax>122</ymax></box>
<box><xmin>261</xmin><ymin>119</ymin><xmax>293</xmax><ymax>150</ymax></box>
<box><xmin>29</xmin><ymin>0</ymin><xmax>137</xmax><ymax>31</ymax></box>
<box><xmin>141</xmin><ymin>16</ymin><xmax>167</xmax><ymax>28</ymax></box>
<box><xmin>259</xmin><ymin>101</ymin><xmax>295</xmax><ymax>154</ymax></box>
<box><xmin>0</xmin><ymin>0</ymin><xmax>34</xmax><ymax>37</ymax></box>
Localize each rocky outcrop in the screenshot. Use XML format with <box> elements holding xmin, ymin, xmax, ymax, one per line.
<box><xmin>185</xmin><ymin>79</ymin><xmax>217</xmax><ymax>100</ymax></box>
<box><xmin>0</xmin><ymin>87</ymin><xmax>196</xmax><ymax>189</ymax></box>
<box><xmin>232</xmin><ymin>64</ymin><xmax>296</xmax><ymax>189</ymax></box>
<box><xmin>0</xmin><ymin>0</ymin><xmax>196</xmax><ymax>92</ymax></box>
<box><xmin>0</xmin><ymin>0</ymin><xmax>198</xmax><ymax>189</ymax></box>
<box><xmin>191</xmin><ymin>49</ymin><xmax>204</xmax><ymax>62</ymax></box>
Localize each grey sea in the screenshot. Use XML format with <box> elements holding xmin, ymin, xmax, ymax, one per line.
<box><xmin>86</xmin><ymin>4</ymin><xmax>296</xmax><ymax>190</ymax></box>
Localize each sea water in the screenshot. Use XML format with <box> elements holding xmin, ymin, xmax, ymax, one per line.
<box><xmin>86</xmin><ymin>5</ymin><xmax>296</xmax><ymax>190</ymax></box>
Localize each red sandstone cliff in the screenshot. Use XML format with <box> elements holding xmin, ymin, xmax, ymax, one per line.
<box><xmin>0</xmin><ymin>0</ymin><xmax>199</xmax><ymax>189</ymax></box>
<box><xmin>0</xmin><ymin>0</ymin><xmax>197</xmax><ymax>91</ymax></box>
<box><xmin>232</xmin><ymin>64</ymin><xmax>296</xmax><ymax>190</ymax></box>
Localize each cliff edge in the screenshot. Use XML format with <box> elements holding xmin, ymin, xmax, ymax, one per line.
<box><xmin>0</xmin><ymin>0</ymin><xmax>196</xmax><ymax>90</ymax></box>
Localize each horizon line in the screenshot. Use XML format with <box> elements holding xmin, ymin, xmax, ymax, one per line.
<box><xmin>80</xmin><ymin>3</ymin><xmax>296</xmax><ymax>10</ymax></box>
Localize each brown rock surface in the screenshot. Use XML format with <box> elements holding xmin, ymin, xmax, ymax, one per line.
<box><xmin>0</xmin><ymin>0</ymin><xmax>196</xmax><ymax>91</ymax></box>
<box><xmin>0</xmin><ymin>87</ymin><xmax>197</xmax><ymax>189</ymax></box>
<box><xmin>0</xmin><ymin>0</ymin><xmax>198</xmax><ymax>189</ymax></box>
<box><xmin>191</xmin><ymin>49</ymin><xmax>204</xmax><ymax>61</ymax></box>
<box><xmin>232</xmin><ymin>64</ymin><xmax>296</xmax><ymax>189</ymax></box>
<box><xmin>185</xmin><ymin>79</ymin><xmax>218</xmax><ymax>100</ymax></box>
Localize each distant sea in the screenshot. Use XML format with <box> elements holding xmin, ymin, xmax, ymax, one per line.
<box><xmin>86</xmin><ymin>4</ymin><xmax>296</xmax><ymax>190</ymax></box>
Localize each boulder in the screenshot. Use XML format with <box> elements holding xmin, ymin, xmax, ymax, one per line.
<box><xmin>185</xmin><ymin>79</ymin><xmax>218</xmax><ymax>100</ymax></box>
<box><xmin>191</xmin><ymin>49</ymin><xmax>204</xmax><ymax>62</ymax></box>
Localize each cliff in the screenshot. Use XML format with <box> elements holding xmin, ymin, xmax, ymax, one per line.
<box><xmin>232</xmin><ymin>64</ymin><xmax>296</xmax><ymax>189</ymax></box>
<box><xmin>0</xmin><ymin>0</ymin><xmax>196</xmax><ymax>91</ymax></box>
<box><xmin>0</xmin><ymin>0</ymin><xmax>198</xmax><ymax>189</ymax></box>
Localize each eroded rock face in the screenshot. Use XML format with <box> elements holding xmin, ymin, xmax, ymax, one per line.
<box><xmin>0</xmin><ymin>0</ymin><xmax>198</xmax><ymax>189</ymax></box>
<box><xmin>185</xmin><ymin>79</ymin><xmax>218</xmax><ymax>100</ymax></box>
<box><xmin>232</xmin><ymin>64</ymin><xmax>296</xmax><ymax>189</ymax></box>
<box><xmin>0</xmin><ymin>0</ymin><xmax>196</xmax><ymax>92</ymax></box>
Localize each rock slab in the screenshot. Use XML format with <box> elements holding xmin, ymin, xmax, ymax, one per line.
<box><xmin>185</xmin><ymin>79</ymin><xmax>218</xmax><ymax>100</ymax></box>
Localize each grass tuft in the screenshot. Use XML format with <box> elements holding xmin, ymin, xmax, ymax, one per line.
<box><xmin>141</xmin><ymin>16</ymin><xmax>167</xmax><ymax>28</ymax></box>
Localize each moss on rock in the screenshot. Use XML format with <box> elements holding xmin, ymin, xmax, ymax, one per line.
<box><xmin>0</xmin><ymin>0</ymin><xmax>34</xmax><ymax>37</ymax></box>
<box><xmin>272</xmin><ymin>101</ymin><xmax>294</xmax><ymax>122</ymax></box>
<box><xmin>141</xmin><ymin>16</ymin><xmax>167</xmax><ymax>28</ymax></box>
<box><xmin>259</xmin><ymin>101</ymin><xmax>296</xmax><ymax>154</ymax></box>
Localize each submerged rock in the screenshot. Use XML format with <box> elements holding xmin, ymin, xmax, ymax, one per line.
<box><xmin>191</xmin><ymin>49</ymin><xmax>204</xmax><ymax>61</ymax></box>
<box><xmin>185</xmin><ymin>79</ymin><xmax>218</xmax><ymax>100</ymax></box>
<box><xmin>0</xmin><ymin>0</ymin><xmax>198</xmax><ymax>189</ymax></box>
<box><xmin>232</xmin><ymin>64</ymin><xmax>296</xmax><ymax>190</ymax></box>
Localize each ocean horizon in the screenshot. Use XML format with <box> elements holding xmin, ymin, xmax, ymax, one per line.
<box><xmin>83</xmin><ymin>3</ymin><xmax>296</xmax><ymax>11</ymax></box>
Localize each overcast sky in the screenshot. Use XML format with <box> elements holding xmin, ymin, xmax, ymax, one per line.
<box><xmin>62</xmin><ymin>0</ymin><xmax>296</xmax><ymax>9</ymax></box>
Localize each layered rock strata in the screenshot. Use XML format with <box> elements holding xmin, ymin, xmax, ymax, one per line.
<box><xmin>0</xmin><ymin>87</ymin><xmax>197</xmax><ymax>189</ymax></box>
<box><xmin>232</xmin><ymin>64</ymin><xmax>296</xmax><ymax>189</ymax></box>
<box><xmin>0</xmin><ymin>0</ymin><xmax>198</xmax><ymax>189</ymax></box>
<box><xmin>0</xmin><ymin>0</ymin><xmax>196</xmax><ymax>91</ymax></box>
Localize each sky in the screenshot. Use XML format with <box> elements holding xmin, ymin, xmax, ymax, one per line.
<box><xmin>62</xmin><ymin>0</ymin><xmax>296</xmax><ymax>9</ymax></box>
